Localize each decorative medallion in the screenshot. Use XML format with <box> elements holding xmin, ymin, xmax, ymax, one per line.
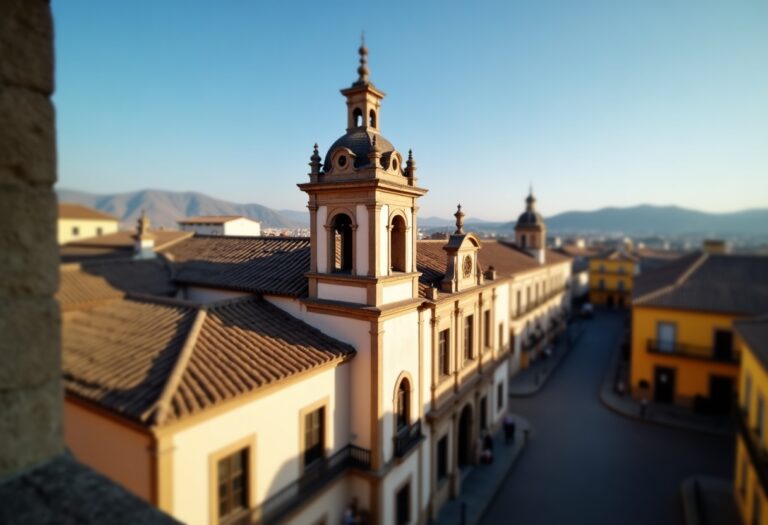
<box><xmin>462</xmin><ymin>255</ymin><xmax>473</xmax><ymax>278</ymax></box>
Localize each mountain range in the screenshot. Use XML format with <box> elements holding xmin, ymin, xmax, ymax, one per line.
<box><xmin>56</xmin><ymin>189</ymin><xmax>768</xmax><ymax>237</ymax></box>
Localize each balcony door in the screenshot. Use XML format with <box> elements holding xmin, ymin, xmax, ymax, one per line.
<box><xmin>654</xmin><ymin>366</ymin><xmax>676</xmax><ymax>403</ymax></box>
<box><xmin>656</xmin><ymin>323</ymin><xmax>676</xmax><ymax>352</ymax></box>
<box><xmin>709</xmin><ymin>375</ymin><xmax>734</xmax><ymax>415</ymax></box>
<box><xmin>713</xmin><ymin>329</ymin><xmax>734</xmax><ymax>361</ymax></box>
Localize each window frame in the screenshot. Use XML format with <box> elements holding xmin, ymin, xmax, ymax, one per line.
<box><xmin>299</xmin><ymin>398</ymin><xmax>329</xmax><ymax>473</ymax></box>
<box><xmin>438</xmin><ymin>328</ymin><xmax>451</xmax><ymax>378</ymax></box>
<box><xmin>463</xmin><ymin>314</ymin><xmax>474</xmax><ymax>362</ymax></box>
<box><xmin>208</xmin><ymin>435</ymin><xmax>256</xmax><ymax>525</ymax></box>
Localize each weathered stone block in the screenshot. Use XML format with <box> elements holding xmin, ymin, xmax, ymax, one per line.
<box><xmin>0</xmin><ymin>86</ymin><xmax>56</xmax><ymax>188</ymax></box>
<box><xmin>0</xmin><ymin>184</ymin><xmax>58</xmax><ymax>297</ymax></box>
<box><xmin>0</xmin><ymin>378</ymin><xmax>63</xmax><ymax>478</ymax></box>
<box><xmin>0</xmin><ymin>298</ymin><xmax>60</xmax><ymax>390</ymax></box>
<box><xmin>0</xmin><ymin>0</ymin><xmax>54</xmax><ymax>94</ymax></box>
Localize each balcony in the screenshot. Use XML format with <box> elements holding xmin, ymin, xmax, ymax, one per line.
<box><xmin>646</xmin><ymin>340</ymin><xmax>739</xmax><ymax>364</ymax></box>
<box><xmin>394</xmin><ymin>420</ymin><xmax>423</xmax><ymax>458</ymax></box>
<box><xmin>734</xmin><ymin>407</ymin><xmax>768</xmax><ymax>491</ymax></box>
<box><xmin>253</xmin><ymin>444</ymin><xmax>371</xmax><ymax>524</ymax></box>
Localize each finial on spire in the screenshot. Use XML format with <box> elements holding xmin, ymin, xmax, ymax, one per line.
<box><xmin>454</xmin><ymin>204</ymin><xmax>465</xmax><ymax>235</ymax></box>
<box><xmin>309</xmin><ymin>142</ymin><xmax>322</xmax><ymax>175</ymax></box>
<box><xmin>526</xmin><ymin>184</ymin><xmax>536</xmax><ymax>209</ymax></box>
<box><xmin>357</xmin><ymin>32</ymin><xmax>369</xmax><ymax>83</ymax></box>
<box><xmin>405</xmin><ymin>149</ymin><xmax>417</xmax><ymax>178</ymax></box>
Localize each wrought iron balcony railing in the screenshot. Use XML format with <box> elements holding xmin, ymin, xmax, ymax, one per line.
<box><xmin>253</xmin><ymin>444</ymin><xmax>371</xmax><ymax>524</ymax></box>
<box><xmin>646</xmin><ymin>340</ymin><xmax>739</xmax><ymax>364</ymax></box>
<box><xmin>394</xmin><ymin>420</ymin><xmax>423</xmax><ymax>458</ymax></box>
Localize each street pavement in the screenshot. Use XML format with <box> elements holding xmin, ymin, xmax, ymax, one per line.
<box><xmin>481</xmin><ymin>310</ymin><xmax>734</xmax><ymax>525</ymax></box>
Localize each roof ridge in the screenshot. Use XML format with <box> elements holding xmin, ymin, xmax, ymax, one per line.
<box><xmin>125</xmin><ymin>292</ymin><xmax>203</xmax><ymax>310</ymax></box>
<box><xmin>151</xmin><ymin>309</ymin><xmax>208</xmax><ymax>426</ymax></box>
<box><xmin>675</xmin><ymin>252</ymin><xmax>708</xmax><ymax>286</ymax></box>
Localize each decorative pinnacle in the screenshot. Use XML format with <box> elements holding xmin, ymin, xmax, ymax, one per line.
<box><xmin>357</xmin><ymin>33</ymin><xmax>369</xmax><ymax>83</ymax></box>
<box><xmin>309</xmin><ymin>143</ymin><xmax>322</xmax><ymax>174</ymax></box>
<box><xmin>405</xmin><ymin>149</ymin><xmax>416</xmax><ymax>177</ymax></box>
<box><xmin>454</xmin><ymin>204</ymin><xmax>465</xmax><ymax>235</ymax></box>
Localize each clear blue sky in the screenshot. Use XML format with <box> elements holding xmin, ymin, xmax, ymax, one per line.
<box><xmin>52</xmin><ymin>0</ymin><xmax>768</xmax><ymax>220</ymax></box>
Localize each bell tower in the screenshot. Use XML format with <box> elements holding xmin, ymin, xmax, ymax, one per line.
<box><xmin>514</xmin><ymin>188</ymin><xmax>547</xmax><ymax>264</ymax></box>
<box><xmin>299</xmin><ymin>42</ymin><xmax>427</xmax><ymax>307</ymax></box>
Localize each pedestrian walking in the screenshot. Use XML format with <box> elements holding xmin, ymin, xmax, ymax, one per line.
<box><xmin>503</xmin><ymin>414</ymin><xmax>516</xmax><ymax>444</ymax></box>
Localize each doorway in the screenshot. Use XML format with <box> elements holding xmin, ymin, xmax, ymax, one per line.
<box><xmin>458</xmin><ymin>404</ymin><xmax>473</xmax><ymax>467</ymax></box>
<box><xmin>654</xmin><ymin>366</ymin><xmax>676</xmax><ymax>403</ymax></box>
<box><xmin>713</xmin><ymin>329</ymin><xmax>734</xmax><ymax>362</ymax></box>
<box><xmin>709</xmin><ymin>376</ymin><xmax>734</xmax><ymax>414</ymax></box>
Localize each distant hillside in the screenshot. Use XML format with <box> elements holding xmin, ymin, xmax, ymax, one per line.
<box><xmin>56</xmin><ymin>189</ymin><xmax>309</xmax><ymax>229</ymax></box>
<box><xmin>544</xmin><ymin>205</ymin><xmax>768</xmax><ymax>235</ymax></box>
<box><xmin>421</xmin><ymin>205</ymin><xmax>768</xmax><ymax>236</ymax></box>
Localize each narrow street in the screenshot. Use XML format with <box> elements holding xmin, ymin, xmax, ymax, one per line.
<box><xmin>482</xmin><ymin>311</ymin><xmax>734</xmax><ymax>525</ymax></box>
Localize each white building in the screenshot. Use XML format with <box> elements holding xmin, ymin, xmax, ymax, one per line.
<box><xmin>60</xmin><ymin>45</ymin><xmax>572</xmax><ymax>525</ymax></box>
<box><xmin>58</xmin><ymin>203</ymin><xmax>119</xmax><ymax>244</ymax></box>
<box><xmin>178</xmin><ymin>215</ymin><xmax>262</xmax><ymax>237</ymax></box>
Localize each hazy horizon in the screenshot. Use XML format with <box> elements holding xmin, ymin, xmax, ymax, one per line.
<box><xmin>52</xmin><ymin>1</ymin><xmax>768</xmax><ymax>220</ymax></box>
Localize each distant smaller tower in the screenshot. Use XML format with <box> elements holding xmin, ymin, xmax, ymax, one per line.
<box><xmin>132</xmin><ymin>211</ymin><xmax>155</xmax><ymax>259</ymax></box>
<box><xmin>514</xmin><ymin>188</ymin><xmax>547</xmax><ymax>264</ymax></box>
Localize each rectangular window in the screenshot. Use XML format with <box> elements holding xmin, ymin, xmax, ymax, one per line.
<box><xmin>656</xmin><ymin>322</ymin><xmax>677</xmax><ymax>352</ymax></box>
<box><xmin>480</xmin><ymin>396</ymin><xmax>488</xmax><ymax>430</ymax></box>
<box><xmin>437</xmin><ymin>436</ymin><xmax>448</xmax><ymax>482</ymax></box>
<box><xmin>71</xmin><ymin>226</ymin><xmax>79</xmax><ymax>236</ymax></box>
<box><xmin>396</xmin><ymin>482</ymin><xmax>410</xmax><ymax>525</ymax></box>
<box><xmin>217</xmin><ymin>448</ymin><xmax>248</xmax><ymax>521</ymax></box>
<box><xmin>96</xmin><ymin>227</ymin><xmax>103</xmax><ymax>236</ymax></box>
<box><xmin>439</xmin><ymin>329</ymin><xmax>450</xmax><ymax>377</ymax></box>
<box><xmin>497</xmin><ymin>382</ymin><xmax>504</xmax><ymax>410</ymax></box>
<box><xmin>713</xmin><ymin>329</ymin><xmax>734</xmax><ymax>361</ymax></box>
<box><xmin>464</xmin><ymin>315</ymin><xmax>474</xmax><ymax>361</ymax></box>
<box><xmin>484</xmin><ymin>310</ymin><xmax>491</xmax><ymax>348</ymax></box>
<box><xmin>516</xmin><ymin>290</ymin><xmax>521</xmax><ymax>316</ymax></box>
<box><xmin>498</xmin><ymin>324</ymin><xmax>504</xmax><ymax>352</ymax></box>
<box><xmin>304</xmin><ymin>406</ymin><xmax>325</xmax><ymax>467</ymax></box>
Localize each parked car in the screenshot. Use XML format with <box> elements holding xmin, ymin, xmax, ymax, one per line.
<box><xmin>580</xmin><ymin>302</ymin><xmax>594</xmax><ymax>318</ymax></box>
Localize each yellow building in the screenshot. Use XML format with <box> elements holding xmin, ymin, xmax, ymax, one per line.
<box><xmin>588</xmin><ymin>250</ymin><xmax>637</xmax><ymax>307</ymax></box>
<box><xmin>734</xmin><ymin>316</ymin><xmax>768</xmax><ymax>525</ymax></box>
<box><xmin>630</xmin><ymin>252</ymin><xmax>768</xmax><ymax>410</ymax></box>
<box><xmin>58</xmin><ymin>203</ymin><xmax>119</xmax><ymax>244</ymax></box>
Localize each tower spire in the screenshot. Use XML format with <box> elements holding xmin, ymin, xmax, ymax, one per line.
<box><xmin>356</xmin><ymin>32</ymin><xmax>369</xmax><ymax>84</ymax></box>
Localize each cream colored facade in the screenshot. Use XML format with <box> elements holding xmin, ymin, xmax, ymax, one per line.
<box><xmin>58</xmin><ymin>217</ymin><xmax>119</xmax><ymax>244</ymax></box>
<box><xmin>63</xmin><ymin>46</ymin><xmax>572</xmax><ymax>525</ymax></box>
<box><xmin>178</xmin><ymin>216</ymin><xmax>262</xmax><ymax>237</ymax></box>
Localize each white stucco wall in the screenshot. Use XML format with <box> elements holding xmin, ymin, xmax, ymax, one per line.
<box><xmin>223</xmin><ymin>218</ymin><xmax>261</xmax><ymax>236</ymax></box>
<box><xmin>169</xmin><ymin>363</ymin><xmax>351</xmax><ymax>525</ymax></box>
<box><xmin>382</xmin><ymin>280</ymin><xmax>413</xmax><ymax>304</ymax></box>
<box><xmin>318</xmin><ymin>282</ymin><xmax>367</xmax><ymax>304</ymax></box>
<box><xmin>58</xmin><ymin>218</ymin><xmax>118</xmax><ymax>245</ymax></box>
<box><xmin>381</xmin><ymin>310</ymin><xmax>420</xmax><ymax>463</ymax></box>
<box><xmin>264</xmin><ymin>295</ymin><xmax>373</xmax><ymax>450</ymax></box>
<box><xmin>381</xmin><ymin>453</ymin><xmax>420</xmax><ymax>525</ymax></box>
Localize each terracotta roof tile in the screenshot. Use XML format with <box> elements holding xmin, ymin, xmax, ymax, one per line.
<box><xmin>633</xmin><ymin>253</ymin><xmax>768</xmax><ymax>315</ymax></box>
<box><xmin>160</xmin><ymin>236</ymin><xmax>310</xmax><ymax>297</ymax></box>
<box><xmin>57</xmin><ymin>259</ymin><xmax>177</xmax><ymax>310</ymax></box>
<box><xmin>61</xmin><ymin>230</ymin><xmax>193</xmax><ymax>263</ymax></box>
<box><xmin>415</xmin><ymin>240</ymin><xmax>570</xmax><ymax>297</ymax></box>
<box><xmin>58</xmin><ymin>203</ymin><xmax>118</xmax><ymax>221</ymax></box>
<box><xmin>62</xmin><ymin>296</ymin><xmax>355</xmax><ymax>425</ymax></box>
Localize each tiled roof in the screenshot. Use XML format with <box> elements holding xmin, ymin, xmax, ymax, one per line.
<box><xmin>177</xmin><ymin>215</ymin><xmax>254</xmax><ymax>224</ymax></box>
<box><xmin>160</xmin><ymin>236</ymin><xmax>310</xmax><ymax>297</ymax></box>
<box><xmin>594</xmin><ymin>249</ymin><xmax>638</xmax><ymax>262</ymax></box>
<box><xmin>62</xmin><ymin>296</ymin><xmax>355</xmax><ymax>425</ymax></box>
<box><xmin>58</xmin><ymin>203</ymin><xmax>118</xmax><ymax>221</ymax></box>
<box><xmin>58</xmin><ymin>259</ymin><xmax>176</xmax><ymax>310</ymax></box>
<box><xmin>415</xmin><ymin>240</ymin><xmax>570</xmax><ymax>297</ymax></box>
<box><xmin>633</xmin><ymin>253</ymin><xmax>768</xmax><ymax>315</ymax></box>
<box><xmin>736</xmin><ymin>316</ymin><xmax>768</xmax><ymax>374</ymax></box>
<box><xmin>61</xmin><ymin>230</ymin><xmax>193</xmax><ymax>263</ymax></box>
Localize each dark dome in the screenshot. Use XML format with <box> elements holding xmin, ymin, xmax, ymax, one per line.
<box><xmin>324</xmin><ymin>130</ymin><xmax>395</xmax><ymax>170</ymax></box>
<box><xmin>516</xmin><ymin>210</ymin><xmax>544</xmax><ymax>227</ymax></box>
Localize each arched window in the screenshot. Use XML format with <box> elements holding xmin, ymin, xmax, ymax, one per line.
<box><xmin>521</xmin><ymin>234</ymin><xmax>527</xmax><ymax>248</ymax></box>
<box><xmin>390</xmin><ymin>215</ymin><xmax>407</xmax><ymax>272</ymax></box>
<box><xmin>353</xmin><ymin>108</ymin><xmax>363</xmax><ymax>127</ymax></box>
<box><xmin>396</xmin><ymin>378</ymin><xmax>410</xmax><ymax>431</ymax></box>
<box><xmin>369</xmin><ymin>109</ymin><xmax>377</xmax><ymax>128</ymax></box>
<box><xmin>331</xmin><ymin>213</ymin><xmax>353</xmax><ymax>273</ymax></box>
